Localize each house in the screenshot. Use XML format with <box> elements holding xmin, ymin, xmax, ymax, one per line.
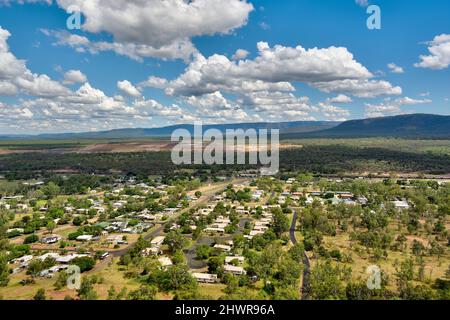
<box><xmin>337</xmin><ymin>192</ymin><xmax>354</xmax><ymax>199</ymax></box>
<box><xmin>142</xmin><ymin>247</ymin><xmax>161</xmax><ymax>256</ymax></box>
<box><xmin>392</xmin><ymin>200</ymin><xmax>410</xmax><ymax>210</ymax></box>
<box><xmin>55</xmin><ymin>254</ymin><xmax>88</xmax><ymax>264</ymax></box>
<box><xmin>106</xmin><ymin>235</ymin><xmax>126</xmax><ymax>245</ymax></box>
<box><xmin>236</xmin><ymin>208</ymin><xmax>250</xmax><ymax>215</ymax></box>
<box><xmin>122</xmin><ymin>227</ymin><xmax>134</xmax><ymax>233</ymax></box>
<box><xmin>342</xmin><ymin>199</ymin><xmax>357</xmax><ymax>206</ymax></box>
<box><xmin>164</xmin><ymin>208</ymin><xmax>178</xmax><ymax>215</ymax></box>
<box><xmin>158</xmin><ymin>256</ymin><xmax>173</xmax><ymax>268</ymax></box>
<box><xmin>108</xmin><ymin>221</ymin><xmax>128</xmax><ymax>232</ymax></box>
<box><xmin>38</xmin><ymin>252</ymin><xmax>60</xmax><ymax>261</ymax></box>
<box><xmin>215</xmin><ymin>217</ymin><xmax>231</xmax><ymax>224</ymax></box>
<box><xmin>214</xmin><ymin>244</ymin><xmax>232</xmax><ymax>252</ymax></box>
<box><xmin>7</xmin><ymin>228</ymin><xmax>24</xmax><ymax>234</ymax></box>
<box><xmin>224</xmin><ymin>265</ymin><xmax>246</xmax><ymax>276</ymax></box>
<box><xmin>41</xmin><ymin>235</ymin><xmax>62</xmax><ymax>244</ymax></box>
<box><xmin>150</xmin><ymin>236</ymin><xmax>165</xmax><ymax>248</ymax></box>
<box><xmin>250</xmin><ymin>230</ymin><xmax>265</xmax><ymax>237</ymax></box>
<box><xmin>92</xmin><ymin>206</ymin><xmax>106</xmax><ymax>213</ymax></box>
<box><xmin>76</xmin><ymin>235</ymin><xmax>93</xmax><ymax>242</ymax></box>
<box><xmin>204</xmin><ymin>227</ymin><xmax>225</xmax><ymax>234</ymax></box>
<box><xmin>112</xmin><ymin>201</ymin><xmax>127</xmax><ymax>209</ymax></box>
<box><xmin>252</xmin><ymin>190</ymin><xmax>264</xmax><ymax>201</ymax></box>
<box><xmin>357</xmin><ymin>196</ymin><xmax>368</xmax><ymax>205</ymax></box>
<box><xmin>211</xmin><ymin>222</ymin><xmax>229</xmax><ymax>229</ymax></box>
<box><xmin>192</xmin><ymin>273</ymin><xmax>219</xmax><ymax>284</ymax></box>
<box><xmin>225</xmin><ymin>256</ymin><xmax>245</xmax><ymax>265</ymax></box>
<box><xmin>253</xmin><ymin>222</ymin><xmax>269</xmax><ymax>232</ymax></box>
<box><xmin>12</xmin><ymin>255</ymin><xmax>33</xmax><ymax>265</ymax></box>
<box><xmin>138</xmin><ymin>213</ymin><xmax>157</xmax><ymax>221</ymax></box>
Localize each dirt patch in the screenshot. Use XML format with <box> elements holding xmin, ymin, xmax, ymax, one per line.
<box><xmin>74</xmin><ymin>142</ymin><xmax>176</xmax><ymax>153</ymax></box>
<box><xmin>0</xmin><ymin>149</ymin><xmax>41</xmax><ymax>155</ymax></box>
<box><xmin>406</xmin><ymin>235</ymin><xmax>430</xmax><ymax>247</ymax></box>
<box><xmin>0</xmin><ymin>141</ymin><xmax>301</xmax><ymax>155</ymax></box>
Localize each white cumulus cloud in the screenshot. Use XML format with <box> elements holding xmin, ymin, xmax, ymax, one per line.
<box><xmin>117</xmin><ymin>80</ymin><xmax>141</xmax><ymax>98</ymax></box>
<box><xmin>415</xmin><ymin>34</ymin><xmax>450</xmax><ymax>70</ymax></box>
<box><xmin>63</xmin><ymin>70</ymin><xmax>87</xmax><ymax>85</ymax></box>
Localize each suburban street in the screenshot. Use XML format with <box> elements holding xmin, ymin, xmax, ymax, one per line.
<box><xmin>289</xmin><ymin>209</ymin><xmax>311</xmax><ymax>300</ymax></box>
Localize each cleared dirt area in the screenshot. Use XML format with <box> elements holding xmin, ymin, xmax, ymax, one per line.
<box><xmin>0</xmin><ymin>149</ymin><xmax>44</xmax><ymax>155</ymax></box>
<box><xmin>75</xmin><ymin>142</ymin><xmax>176</xmax><ymax>153</ymax></box>
<box><xmin>0</xmin><ymin>141</ymin><xmax>302</xmax><ymax>154</ymax></box>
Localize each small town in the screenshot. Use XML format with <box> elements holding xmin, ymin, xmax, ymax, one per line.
<box><xmin>0</xmin><ymin>171</ymin><xmax>448</xmax><ymax>300</ymax></box>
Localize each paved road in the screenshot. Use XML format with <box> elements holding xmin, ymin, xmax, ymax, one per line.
<box><xmin>289</xmin><ymin>210</ymin><xmax>310</xmax><ymax>300</ymax></box>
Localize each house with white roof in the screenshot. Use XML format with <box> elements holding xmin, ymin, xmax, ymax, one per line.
<box><xmin>150</xmin><ymin>236</ymin><xmax>165</xmax><ymax>248</ymax></box>
<box><xmin>224</xmin><ymin>264</ymin><xmax>246</xmax><ymax>276</ymax></box>
<box><xmin>193</xmin><ymin>273</ymin><xmax>219</xmax><ymax>283</ymax></box>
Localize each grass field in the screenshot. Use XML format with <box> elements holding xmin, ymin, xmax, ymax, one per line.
<box><xmin>317</xmin><ymin>230</ymin><xmax>449</xmax><ymax>292</ymax></box>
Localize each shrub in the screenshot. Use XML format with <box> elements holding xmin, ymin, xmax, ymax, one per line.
<box><xmin>71</xmin><ymin>256</ymin><xmax>95</xmax><ymax>272</ymax></box>
<box><xmin>24</xmin><ymin>234</ymin><xmax>39</xmax><ymax>244</ymax></box>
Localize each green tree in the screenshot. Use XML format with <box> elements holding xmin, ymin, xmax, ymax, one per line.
<box><xmin>107</xmin><ymin>286</ymin><xmax>117</xmax><ymax>300</ymax></box>
<box><xmin>196</xmin><ymin>245</ymin><xmax>211</xmax><ymax>260</ymax></box>
<box><xmin>288</xmin><ymin>243</ymin><xmax>305</xmax><ymax>263</ymax></box>
<box><xmin>41</xmin><ymin>182</ymin><xmax>60</xmax><ymax>199</ymax></box>
<box><xmin>308</xmin><ymin>261</ymin><xmax>345</xmax><ymax>300</ymax></box>
<box><xmin>0</xmin><ymin>253</ymin><xmax>10</xmax><ymax>287</ymax></box>
<box><xmin>46</xmin><ymin>221</ymin><xmax>56</xmax><ymax>234</ymax></box>
<box><xmin>53</xmin><ymin>271</ymin><xmax>68</xmax><ymax>290</ymax></box>
<box><xmin>207</xmin><ymin>256</ymin><xmax>224</xmax><ymax>274</ymax></box>
<box><xmin>24</xmin><ymin>234</ymin><xmax>39</xmax><ymax>244</ymax></box>
<box><xmin>127</xmin><ymin>285</ymin><xmax>157</xmax><ymax>300</ymax></box>
<box><xmin>252</xmin><ymin>244</ymin><xmax>280</xmax><ymax>283</ymax></box>
<box><xmin>33</xmin><ymin>288</ymin><xmax>46</xmax><ymax>300</ymax></box>
<box><xmin>156</xmin><ymin>265</ymin><xmax>197</xmax><ymax>292</ymax></box>
<box><xmin>163</xmin><ymin>231</ymin><xmax>187</xmax><ymax>253</ymax></box>
<box><xmin>272</xmin><ymin>209</ymin><xmax>289</xmax><ymax>237</ymax></box>
<box><xmin>396</xmin><ymin>258</ymin><xmax>415</xmax><ymax>282</ymax></box>
<box><xmin>77</xmin><ymin>277</ymin><xmax>98</xmax><ymax>300</ymax></box>
<box><xmin>71</xmin><ymin>256</ymin><xmax>95</xmax><ymax>273</ymax></box>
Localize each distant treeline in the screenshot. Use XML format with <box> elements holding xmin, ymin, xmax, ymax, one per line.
<box><xmin>1</xmin><ymin>145</ymin><xmax>450</xmax><ymax>179</ymax></box>
<box><xmin>279</xmin><ymin>145</ymin><xmax>450</xmax><ymax>174</ymax></box>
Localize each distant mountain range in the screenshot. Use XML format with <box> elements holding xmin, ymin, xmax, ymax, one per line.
<box><xmin>0</xmin><ymin>121</ymin><xmax>339</xmax><ymax>140</ymax></box>
<box><xmin>283</xmin><ymin>114</ymin><xmax>450</xmax><ymax>139</ymax></box>
<box><xmin>0</xmin><ymin>114</ymin><xmax>449</xmax><ymax>140</ymax></box>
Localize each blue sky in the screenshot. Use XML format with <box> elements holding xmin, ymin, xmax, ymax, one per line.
<box><xmin>0</xmin><ymin>0</ymin><xmax>449</xmax><ymax>134</ymax></box>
